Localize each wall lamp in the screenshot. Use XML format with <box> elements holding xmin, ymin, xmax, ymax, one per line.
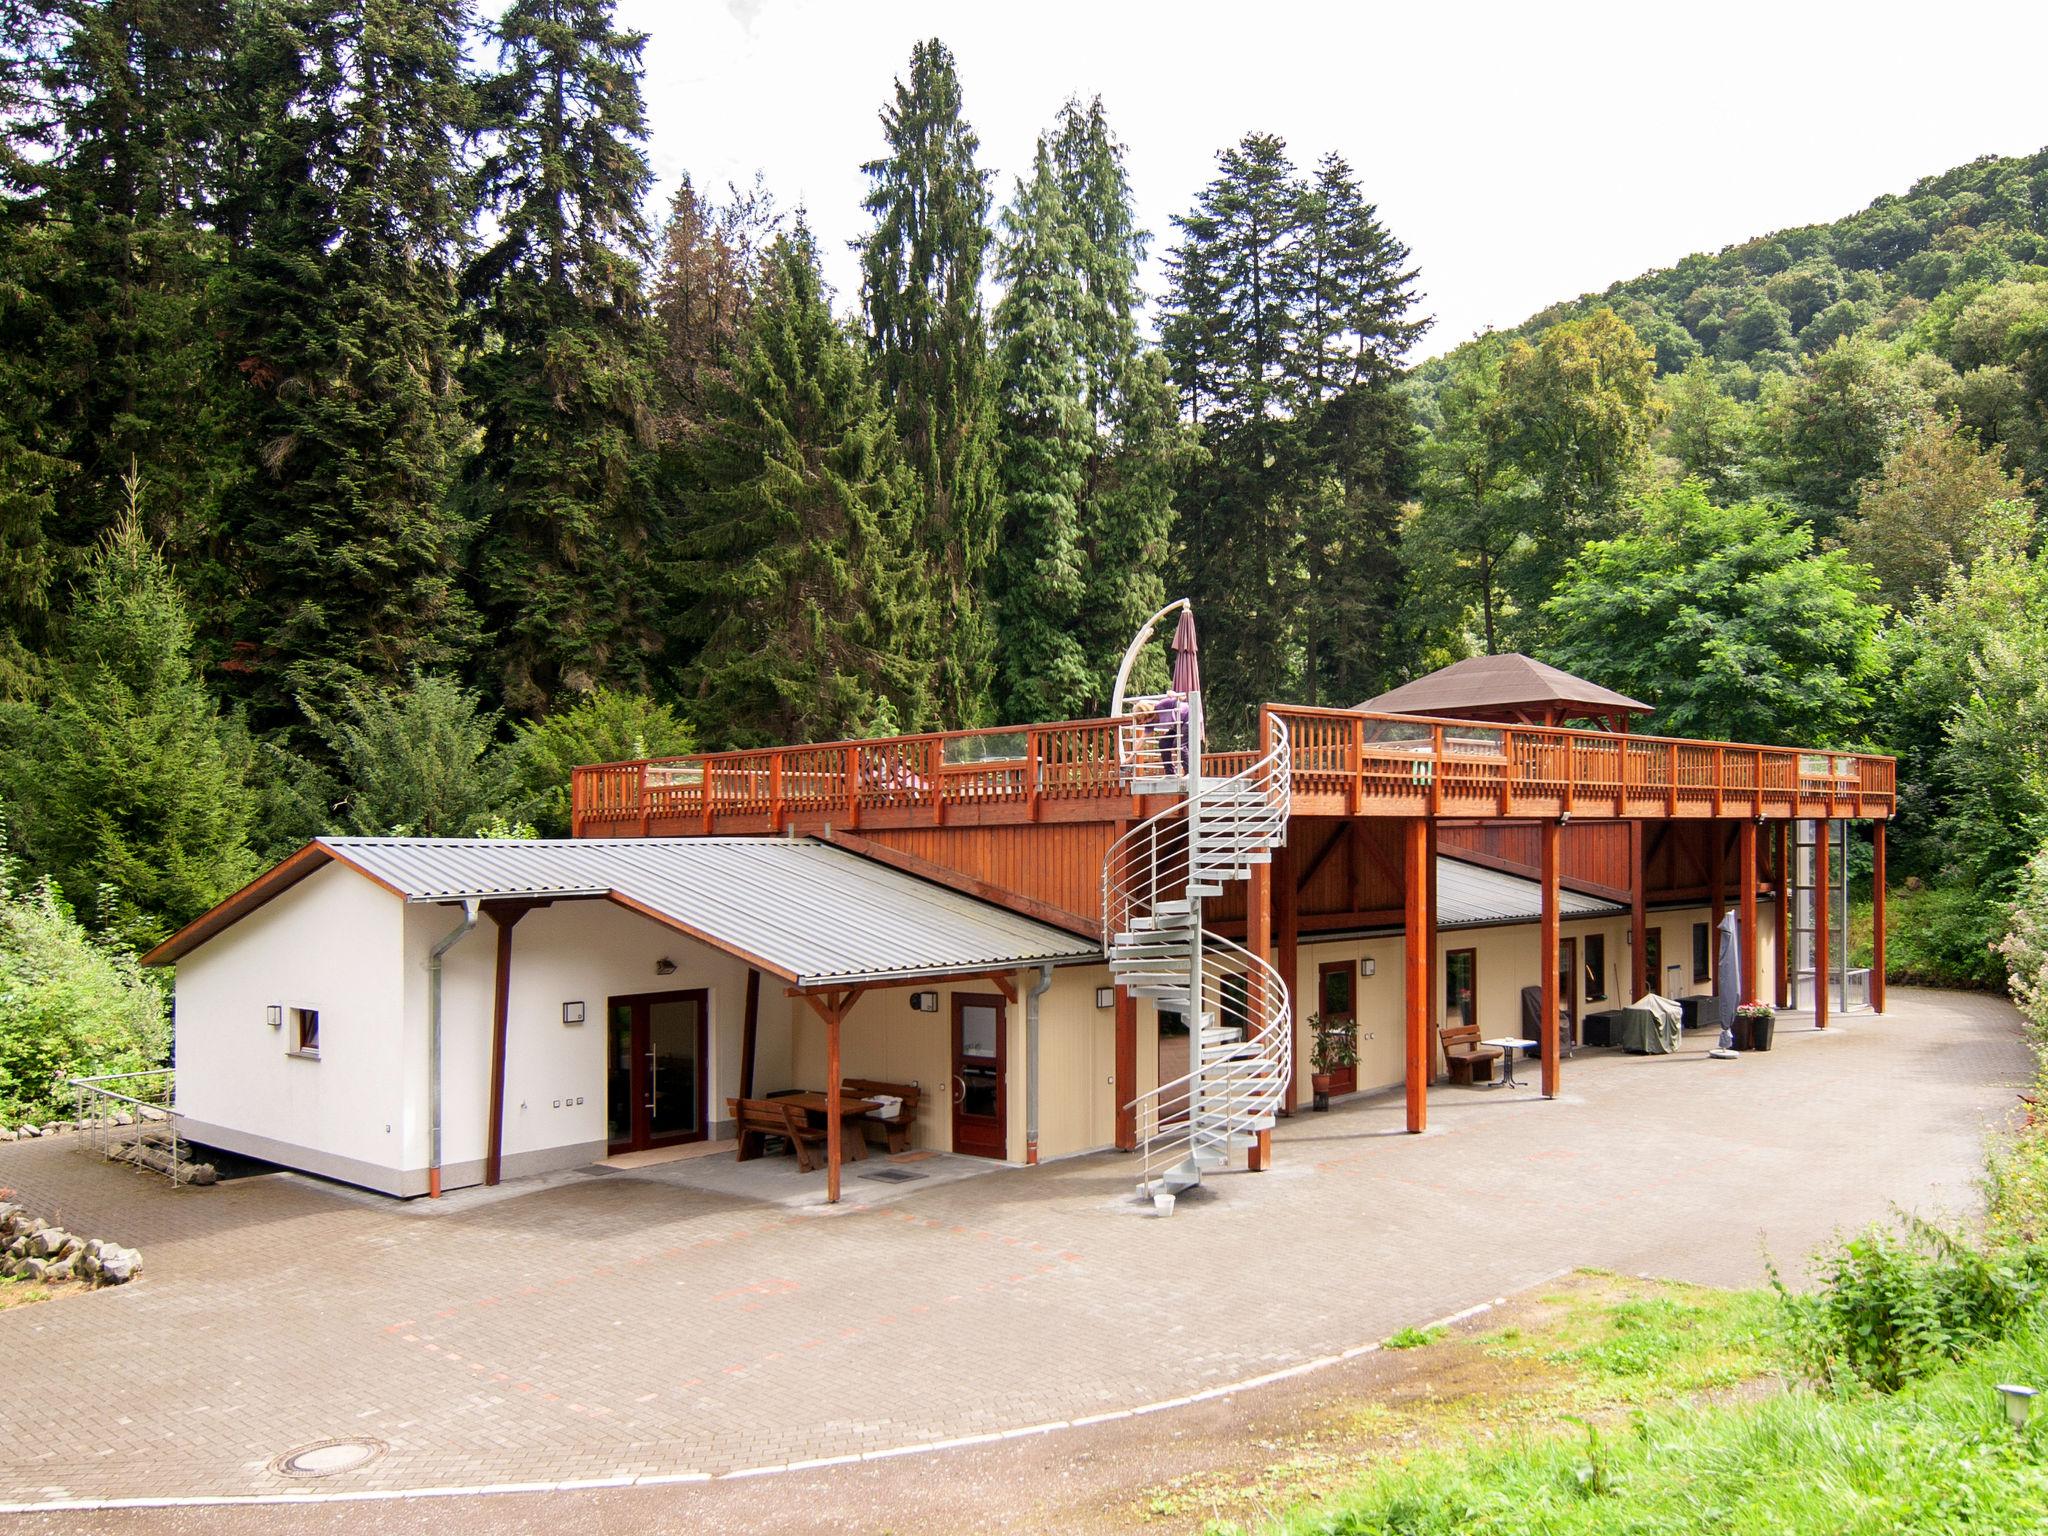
<box><xmin>1095</xmin><ymin>986</ymin><xmax>1115</xmax><ymax>1009</ymax></box>
<box><xmin>910</xmin><ymin>990</ymin><xmax>939</xmax><ymax>1013</ymax></box>
<box><xmin>265</xmin><ymin>1004</ymin><xmax>283</xmax><ymax>1029</ymax></box>
<box><xmin>562</xmin><ymin>1001</ymin><xmax>586</xmax><ymax>1026</ymax></box>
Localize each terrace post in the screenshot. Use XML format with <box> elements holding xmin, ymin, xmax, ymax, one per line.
<box><xmin>1247</xmin><ymin>706</ymin><xmax>1274</xmax><ymax>1171</ymax></box>
<box><xmin>1540</xmin><ymin>818</ymin><xmax>1561</xmax><ymax>1099</ymax></box>
<box><xmin>1776</xmin><ymin>821</ymin><xmax>1791</xmax><ymax>1010</ymax></box>
<box><xmin>1738</xmin><ymin>821</ymin><xmax>1759</xmax><ymax>1007</ymax></box>
<box><xmin>1710</xmin><ymin>824</ymin><xmax>1726</xmax><ymax>993</ymax></box>
<box><xmin>1873</xmin><ymin>821</ymin><xmax>1888</xmax><ymax>1014</ymax></box>
<box><xmin>826</xmin><ymin>1003</ymin><xmax>843</xmax><ymax>1203</ymax></box>
<box><xmin>484</xmin><ymin>901</ymin><xmax>540</xmax><ymax>1187</ymax></box>
<box><xmin>1814</xmin><ymin>820</ymin><xmax>1830</xmax><ymax>1031</ymax></box>
<box><xmin>1275</xmin><ymin>827</ymin><xmax>1299</xmax><ymax>1115</ymax></box>
<box><xmin>1114</xmin><ymin>987</ymin><xmax>1137</xmax><ymax>1151</ymax></box>
<box><xmin>1629</xmin><ymin>821</ymin><xmax>1647</xmax><ymax>1000</ymax></box>
<box><xmin>1404</xmin><ymin>816</ymin><xmax>1429</xmax><ymax>1134</ymax></box>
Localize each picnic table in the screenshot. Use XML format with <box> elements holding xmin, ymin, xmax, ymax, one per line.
<box><xmin>777</xmin><ymin>1092</ymin><xmax>881</xmax><ymax>1161</ymax></box>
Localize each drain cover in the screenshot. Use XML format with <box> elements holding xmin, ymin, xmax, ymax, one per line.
<box><xmin>859</xmin><ymin>1167</ymin><xmax>927</xmax><ymax>1183</ymax></box>
<box><xmin>273</xmin><ymin>1439</ymin><xmax>385</xmax><ymax>1478</ymax></box>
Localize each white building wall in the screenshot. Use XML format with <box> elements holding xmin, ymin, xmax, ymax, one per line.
<box><xmin>171</xmin><ymin>862</ymin><xmax>410</xmax><ymax>1190</ymax></box>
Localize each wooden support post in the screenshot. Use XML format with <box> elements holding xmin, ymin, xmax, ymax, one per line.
<box><xmin>1776</xmin><ymin>820</ymin><xmax>1791</xmax><ymax>1010</ymax></box>
<box><xmin>1114</xmin><ymin>987</ymin><xmax>1137</xmax><ymax>1151</ymax></box>
<box><xmin>826</xmin><ymin>1003</ymin><xmax>843</xmax><ymax>1203</ymax></box>
<box><xmin>1709</xmin><ymin>823</ymin><xmax>1726</xmax><ymax>993</ymax></box>
<box><xmin>1275</xmin><ymin>828</ymin><xmax>1299</xmax><ymax>1115</ymax></box>
<box><xmin>1738</xmin><ymin>821</ymin><xmax>1759</xmax><ymax>1007</ymax></box>
<box><xmin>1247</xmin><ymin>707</ymin><xmax>1273</xmax><ymax>1170</ymax></box>
<box><xmin>484</xmin><ymin>903</ymin><xmax>535</xmax><ymax>1188</ymax></box>
<box><xmin>1404</xmin><ymin>817</ymin><xmax>1429</xmax><ymax>1134</ymax></box>
<box><xmin>1629</xmin><ymin>820</ymin><xmax>1647</xmax><ymax>1000</ymax></box>
<box><xmin>1873</xmin><ymin>821</ymin><xmax>1888</xmax><ymax>1014</ymax></box>
<box><xmin>738</xmin><ymin>968</ymin><xmax>761</xmax><ymax>1101</ymax></box>
<box><xmin>1540</xmin><ymin>819</ymin><xmax>1561</xmax><ymax>1099</ymax></box>
<box><xmin>1814</xmin><ymin>819</ymin><xmax>1830</xmax><ymax>1031</ymax></box>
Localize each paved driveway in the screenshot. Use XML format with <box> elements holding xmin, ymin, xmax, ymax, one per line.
<box><xmin>0</xmin><ymin>988</ymin><xmax>2028</xmax><ymax>1510</ymax></box>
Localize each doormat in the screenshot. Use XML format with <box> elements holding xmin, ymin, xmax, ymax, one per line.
<box><xmin>889</xmin><ymin>1149</ymin><xmax>940</xmax><ymax>1163</ymax></box>
<box><xmin>860</xmin><ymin>1168</ymin><xmax>928</xmax><ymax>1183</ymax></box>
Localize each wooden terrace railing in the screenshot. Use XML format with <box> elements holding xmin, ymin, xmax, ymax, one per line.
<box><xmin>570</xmin><ymin>707</ymin><xmax>1895</xmax><ymax>837</ymax></box>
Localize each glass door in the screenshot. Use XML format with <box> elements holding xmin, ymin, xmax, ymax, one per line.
<box><xmin>951</xmin><ymin>995</ymin><xmax>1007</xmax><ymax>1159</ymax></box>
<box><xmin>605</xmin><ymin>989</ymin><xmax>709</xmax><ymax>1152</ymax></box>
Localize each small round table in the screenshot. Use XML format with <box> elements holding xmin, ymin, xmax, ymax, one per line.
<box><xmin>1481</xmin><ymin>1037</ymin><xmax>1541</xmax><ymax>1088</ymax></box>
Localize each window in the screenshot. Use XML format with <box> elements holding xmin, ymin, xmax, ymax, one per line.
<box><xmin>1584</xmin><ymin>934</ymin><xmax>1607</xmax><ymax>1002</ymax></box>
<box><xmin>1643</xmin><ymin>928</ymin><xmax>1662</xmax><ymax>994</ymax></box>
<box><xmin>1319</xmin><ymin>960</ymin><xmax>1355</xmax><ymax>1020</ymax></box>
<box><xmin>290</xmin><ymin>1007</ymin><xmax>320</xmax><ymax>1057</ymax></box>
<box><xmin>1692</xmin><ymin>922</ymin><xmax>1711</xmax><ymax>983</ymax></box>
<box><xmin>1444</xmin><ymin>949</ymin><xmax>1477</xmax><ymax>1029</ymax></box>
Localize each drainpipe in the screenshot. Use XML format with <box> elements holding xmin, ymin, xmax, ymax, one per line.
<box><xmin>426</xmin><ymin>899</ymin><xmax>481</xmax><ymax>1198</ymax></box>
<box><xmin>1026</xmin><ymin>963</ymin><xmax>1053</xmax><ymax>1165</ymax></box>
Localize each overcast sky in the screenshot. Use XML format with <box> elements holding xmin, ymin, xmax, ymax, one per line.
<box><xmin>619</xmin><ymin>0</ymin><xmax>2048</xmax><ymax>359</ymax></box>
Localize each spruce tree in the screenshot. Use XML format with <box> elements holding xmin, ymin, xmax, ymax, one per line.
<box><xmin>0</xmin><ymin>477</ymin><xmax>256</xmax><ymax>943</ymax></box>
<box><xmin>460</xmin><ymin>0</ymin><xmax>660</xmax><ymax>715</ymax></box>
<box><xmin>685</xmin><ymin>228</ymin><xmax>931</xmax><ymax>747</ymax></box>
<box><xmin>858</xmin><ymin>38</ymin><xmax>996</xmax><ymax>728</ymax></box>
<box><xmin>213</xmin><ymin>0</ymin><xmax>477</xmax><ymax>723</ymax></box>
<box><xmin>991</xmin><ymin>141</ymin><xmax>1092</xmax><ymax>723</ymax></box>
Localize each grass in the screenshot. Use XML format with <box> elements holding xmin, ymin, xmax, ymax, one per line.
<box><xmin>0</xmin><ymin>1273</ymin><xmax>58</xmax><ymax>1310</ymax></box>
<box><xmin>1386</xmin><ymin>1326</ymin><xmax>1445</xmax><ymax>1350</ymax></box>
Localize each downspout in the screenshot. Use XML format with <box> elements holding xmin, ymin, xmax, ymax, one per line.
<box><xmin>1025</xmin><ymin>963</ymin><xmax>1053</xmax><ymax>1165</ymax></box>
<box><xmin>426</xmin><ymin>899</ymin><xmax>481</xmax><ymax>1199</ymax></box>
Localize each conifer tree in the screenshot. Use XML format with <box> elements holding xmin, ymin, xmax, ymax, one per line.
<box><xmin>991</xmin><ymin>141</ymin><xmax>1091</xmax><ymax>723</ymax></box>
<box><xmin>685</xmin><ymin>228</ymin><xmax>931</xmax><ymax>747</ymax></box>
<box><xmin>460</xmin><ymin>0</ymin><xmax>660</xmax><ymax>715</ymax></box>
<box><xmin>858</xmin><ymin>38</ymin><xmax>997</xmax><ymax>728</ymax></box>
<box><xmin>213</xmin><ymin>0</ymin><xmax>477</xmax><ymax>722</ymax></box>
<box><xmin>0</xmin><ymin>476</ymin><xmax>256</xmax><ymax>943</ymax></box>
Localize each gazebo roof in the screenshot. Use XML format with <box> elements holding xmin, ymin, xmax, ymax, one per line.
<box><xmin>1355</xmin><ymin>653</ymin><xmax>1651</xmax><ymax>725</ymax></box>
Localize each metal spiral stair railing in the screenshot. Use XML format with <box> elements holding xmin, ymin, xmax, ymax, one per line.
<box><xmin>1103</xmin><ymin>721</ymin><xmax>1292</xmax><ymax>1208</ymax></box>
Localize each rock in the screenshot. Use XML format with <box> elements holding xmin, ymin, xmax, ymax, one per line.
<box><xmin>26</xmin><ymin>1228</ymin><xmax>70</xmax><ymax>1259</ymax></box>
<box><xmin>18</xmin><ymin>1257</ymin><xmax>51</xmax><ymax>1282</ymax></box>
<box><xmin>17</xmin><ymin>1124</ymin><xmax>37</xmax><ymax>1139</ymax></box>
<box><xmin>94</xmin><ymin>1246</ymin><xmax>140</xmax><ymax>1285</ymax></box>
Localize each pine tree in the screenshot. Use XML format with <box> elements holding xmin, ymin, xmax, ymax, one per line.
<box><xmin>685</xmin><ymin>228</ymin><xmax>931</xmax><ymax>747</ymax></box>
<box><xmin>0</xmin><ymin>475</ymin><xmax>256</xmax><ymax>943</ymax></box>
<box><xmin>460</xmin><ymin>0</ymin><xmax>660</xmax><ymax>715</ymax></box>
<box><xmin>213</xmin><ymin>0</ymin><xmax>477</xmax><ymax>723</ymax></box>
<box><xmin>990</xmin><ymin>140</ymin><xmax>1091</xmax><ymax>723</ymax></box>
<box><xmin>858</xmin><ymin>38</ymin><xmax>997</xmax><ymax>728</ymax></box>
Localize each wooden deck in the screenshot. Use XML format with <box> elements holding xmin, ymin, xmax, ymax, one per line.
<box><xmin>570</xmin><ymin>705</ymin><xmax>1895</xmax><ymax>839</ymax></box>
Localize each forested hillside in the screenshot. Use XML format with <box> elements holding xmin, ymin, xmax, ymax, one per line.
<box><xmin>1</xmin><ymin>0</ymin><xmax>2046</xmax><ymax>1120</ymax></box>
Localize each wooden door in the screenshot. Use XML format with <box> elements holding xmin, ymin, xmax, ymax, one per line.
<box><xmin>605</xmin><ymin>989</ymin><xmax>708</xmax><ymax>1154</ymax></box>
<box><xmin>951</xmin><ymin>994</ymin><xmax>1007</xmax><ymax>1159</ymax></box>
<box><xmin>1318</xmin><ymin>959</ymin><xmax>1357</xmax><ymax>1096</ymax></box>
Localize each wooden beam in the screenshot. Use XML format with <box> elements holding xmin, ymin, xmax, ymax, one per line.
<box><xmin>1630</xmin><ymin>820</ymin><xmax>1647</xmax><ymax>1000</ymax></box>
<box><xmin>1114</xmin><ymin>987</ymin><xmax>1137</xmax><ymax>1151</ymax></box>
<box><xmin>1404</xmin><ymin>817</ymin><xmax>1429</xmax><ymax>1134</ymax></box>
<box><xmin>738</xmin><ymin>967</ymin><xmax>761</xmax><ymax>1101</ymax></box>
<box><xmin>1540</xmin><ymin>819</ymin><xmax>1560</xmax><ymax>1099</ymax></box>
<box><xmin>1275</xmin><ymin>828</ymin><xmax>1300</xmax><ymax>1114</ymax></box>
<box><xmin>1247</xmin><ymin>705</ymin><xmax>1274</xmax><ymax>1171</ymax></box>
<box><xmin>1815</xmin><ymin>819</ymin><xmax>1830</xmax><ymax>1031</ymax></box>
<box><xmin>826</xmin><ymin>1004</ymin><xmax>844</xmax><ymax>1204</ymax></box>
<box><xmin>1293</xmin><ymin>822</ymin><xmax>1348</xmax><ymax>893</ymax></box>
<box><xmin>483</xmin><ymin>901</ymin><xmax>541</xmax><ymax>1188</ymax></box>
<box><xmin>1873</xmin><ymin>821</ymin><xmax>1888</xmax><ymax>1014</ymax></box>
<box><xmin>1776</xmin><ymin>820</ymin><xmax>1791</xmax><ymax>1010</ymax></box>
<box><xmin>1709</xmin><ymin>822</ymin><xmax>1726</xmax><ymax>993</ymax></box>
<box><xmin>989</xmin><ymin>971</ymin><xmax>1019</xmax><ymax>1007</ymax></box>
<box><xmin>1738</xmin><ymin>821</ymin><xmax>1758</xmax><ymax>1008</ymax></box>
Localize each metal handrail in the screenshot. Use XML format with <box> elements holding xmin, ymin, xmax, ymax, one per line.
<box><xmin>68</xmin><ymin>1068</ymin><xmax>186</xmax><ymax>1188</ymax></box>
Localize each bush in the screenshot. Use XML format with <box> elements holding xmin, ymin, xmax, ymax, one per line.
<box><xmin>506</xmin><ymin>688</ymin><xmax>695</xmax><ymax>838</ymax></box>
<box><xmin>0</xmin><ymin>851</ymin><xmax>167</xmax><ymax>1126</ymax></box>
<box><xmin>1775</xmin><ymin>1217</ymin><xmax>2048</xmax><ymax>1393</ymax></box>
<box><xmin>1884</xmin><ymin>879</ymin><xmax>2010</xmax><ymax>991</ymax></box>
<box><xmin>1998</xmin><ymin>841</ymin><xmax>2048</xmax><ymax>1039</ymax></box>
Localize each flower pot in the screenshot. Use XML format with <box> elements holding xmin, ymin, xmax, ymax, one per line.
<box><xmin>1750</xmin><ymin>1013</ymin><xmax>1775</xmax><ymax>1052</ymax></box>
<box><xmin>1311</xmin><ymin>1072</ymin><xmax>1332</xmax><ymax>1112</ymax></box>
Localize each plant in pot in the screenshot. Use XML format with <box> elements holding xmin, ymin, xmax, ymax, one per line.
<box><xmin>1308</xmin><ymin>1014</ymin><xmax>1358</xmax><ymax>1111</ymax></box>
<box><xmin>1735</xmin><ymin>1002</ymin><xmax>1776</xmax><ymax>1052</ymax></box>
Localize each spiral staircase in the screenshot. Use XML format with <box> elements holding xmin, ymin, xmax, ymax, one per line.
<box><xmin>1104</xmin><ymin>719</ymin><xmax>1293</xmax><ymax>1210</ymax></box>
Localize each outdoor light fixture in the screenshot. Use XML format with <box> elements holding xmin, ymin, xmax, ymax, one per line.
<box><xmin>1997</xmin><ymin>1383</ymin><xmax>2037</xmax><ymax>1431</ymax></box>
<box><xmin>654</xmin><ymin>957</ymin><xmax>677</xmax><ymax>976</ymax></box>
<box><xmin>265</xmin><ymin>1004</ymin><xmax>283</xmax><ymax>1029</ymax></box>
<box><xmin>1362</xmin><ymin>959</ymin><xmax>1376</xmax><ymax>977</ymax></box>
<box><xmin>1095</xmin><ymin>987</ymin><xmax>1115</xmax><ymax>1009</ymax></box>
<box><xmin>561</xmin><ymin>1001</ymin><xmax>586</xmax><ymax>1026</ymax></box>
<box><xmin>910</xmin><ymin>990</ymin><xmax>939</xmax><ymax>1013</ymax></box>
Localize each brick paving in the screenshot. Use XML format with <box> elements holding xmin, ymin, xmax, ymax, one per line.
<box><xmin>0</xmin><ymin>987</ymin><xmax>2028</xmax><ymax>1508</ymax></box>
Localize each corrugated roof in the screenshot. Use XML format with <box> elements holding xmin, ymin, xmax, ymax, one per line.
<box><xmin>1434</xmin><ymin>855</ymin><xmax>1626</xmax><ymax>929</ymax></box>
<box><xmin>1357</xmin><ymin>653</ymin><xmax>1651</xmax><ymax>718</ymax></box>
<box><xmin>148</xmin><ymin>837</ymin><xmax>1101</xmax><ymax>986</ymax></box>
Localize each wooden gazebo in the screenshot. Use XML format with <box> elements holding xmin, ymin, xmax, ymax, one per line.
<box><xmin>1357</xmin><ymin>653</ymin><xmax>1652</xmax><ymax>732</ymax></box>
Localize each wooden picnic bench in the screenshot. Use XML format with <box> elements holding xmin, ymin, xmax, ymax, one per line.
<box><xmin>840</xmin><ymin>1078</ymin><xmax>921</xmax><ymax>1154</ymax></box>
<box><xmin>727</xmin><ymin>1097</ymin><xmax>830</xmax><ymax>1172</ymax></box>
<box><xmin>1439</xmin><ymin>1022</ymin><xmax>1502</xmax><ymax>1086</ymax></box>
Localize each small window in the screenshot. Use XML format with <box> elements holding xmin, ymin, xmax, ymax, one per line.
<box><xmin>291</xmin><ymin>1007</ymin><xmax>320</xmax><ymax>1056</ymax></box>
<box><xmin>1692</xmin><ymin>923</ymin><xmax>1710</xmax><ymax>983</ymax></box>
<box><xmin>1584</xmin><ymin>934</ymin><xmax>1607</xmax><ymax>1003</ymax></box>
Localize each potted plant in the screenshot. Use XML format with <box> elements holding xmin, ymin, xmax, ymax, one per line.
<box><xmin>1735</xmin><ymin>1002</ymin><xmax>1776</xmax><ymax>1053</ymax></box>
<box><xmin>1308</xmin><ymin>1014</ymin><xmax>1358</xmax><ymax>1111</ymax></box>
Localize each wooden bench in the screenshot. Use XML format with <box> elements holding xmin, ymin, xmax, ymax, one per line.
<box><xmin>840</xmin><ymin>1078</ymin><xmax>921</xmax><ymax>1154</ymax></box>
<box><xmin>1439</xmin><ymin>1023</ymin><xmax>1502</xmax><ymax>1086</ymax></box>
<box><xmin>727</xmin><ymin>1097</ymin><xmax>829</xmax><ymax>1172</ymax></box>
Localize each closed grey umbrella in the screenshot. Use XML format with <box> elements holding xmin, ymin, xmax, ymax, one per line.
<box><xmin>1715</xmin><ymin>910</ymin><xmax>1741</xmax><ymax>1054</ymax></box>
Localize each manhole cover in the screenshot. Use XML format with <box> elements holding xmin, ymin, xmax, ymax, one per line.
<box><xmin>859</xmin><ymin>1168</ymin><xmax>927</xmax><ymax>1183</ymax></box>
<box><xmin>273</xmin><ymin>1439</ymin><xmax>386</xmax><ymax>1478</ymax></box>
